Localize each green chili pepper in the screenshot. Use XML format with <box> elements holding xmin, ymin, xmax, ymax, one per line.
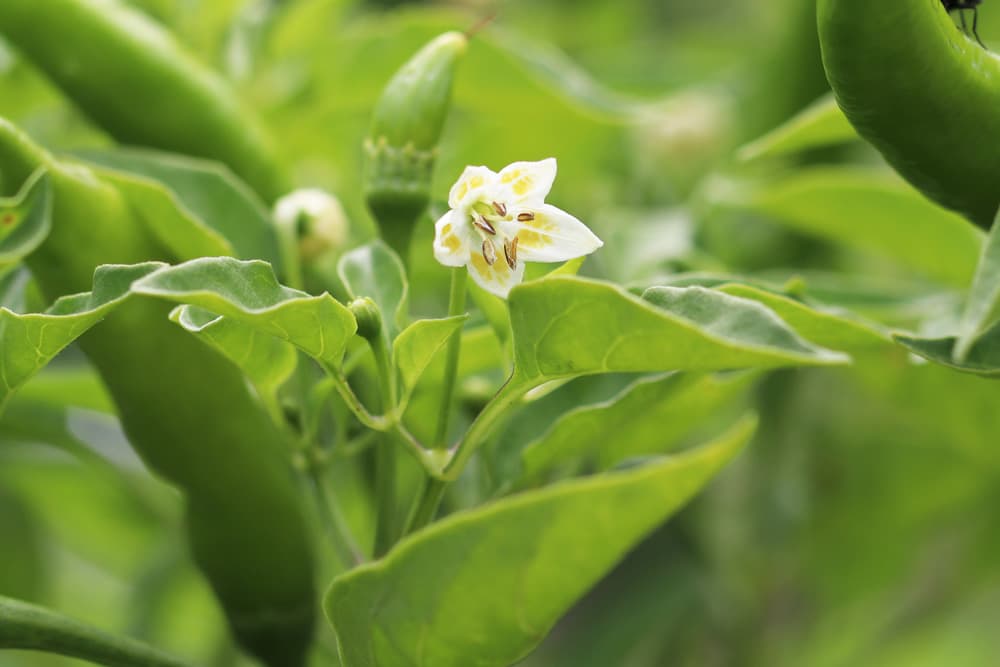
<box><xmin>0</xmin><ymin>118</ymin><xmax>315</xmax><ymax>667</ymax></box>
<box><xmin>818</xmin><ymin>0</ymin><xmax>1000</xmax><ymax>228</ymax></box>
<box><xmin>0</xmin><ymin>0</ymin><xmax>290</xmax><ymax>203</ymax></box>
<box><xmin>365</xmin><ymin>31</ymin><xmax>467</xmax><ymax>259</ymax></box>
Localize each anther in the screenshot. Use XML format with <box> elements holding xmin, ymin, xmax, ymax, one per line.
<box><xmin>482</xmin><ymin>239</ymin><xmax>496</xmax><ymax>266</ymax></box>
<box><xmin>504</xmin><ymin>236</ymin><xmax>518</xmax><ymax>269</ymax></box>
<box><xmin>474</xmin><ymin>214</ymin><xmax>496</xmax><ymax>235</ymax></box>
<box><xmin>492</xmin><ymin>201</ymin><xmax>507</xmax><ymax>217</ymax></box>
<box><xmin>517</xmin><ymin>212</ymin><xmax>535</xmax><ymax>222</ymax></box>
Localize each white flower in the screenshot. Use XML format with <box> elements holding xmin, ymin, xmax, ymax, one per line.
<box><xmin>433</xmin><ymin>158</ymin><xmax>603</xmax><ymax>298</ymax></box>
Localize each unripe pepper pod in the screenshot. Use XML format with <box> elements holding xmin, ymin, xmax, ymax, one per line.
<box><xmin>818</xmin><ymin>0</ymin><xmax>1000</xmax><ymax>228</ymax></box>
<box><xmin>364</xmin><ymin>31</ymin><xmax>468</xmax><ymax>259</ymax></box>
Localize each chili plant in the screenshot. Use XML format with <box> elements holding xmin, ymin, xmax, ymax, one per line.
<box><xmin>3</xmin><ymin>0</ymin><xmax>1000</xmax><ymax>666</ymax></box>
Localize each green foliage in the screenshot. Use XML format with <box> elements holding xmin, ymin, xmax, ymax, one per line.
<box><xmin>326</xmin><ymin>416</ymin><xmax>756</xmax><ymax>667</ymax></box>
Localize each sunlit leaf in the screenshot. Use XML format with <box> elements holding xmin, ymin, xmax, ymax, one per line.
<box><xmin>394</xmin><ymin>315</ymin><xmax>468</xmax><ymax>400</ymax></box>
<box><xmin>715</xmin><ymin>283</ymin><xmax>890</xmax><ymax>352</ymax></box>
<box><xmin>130</xmin><ymin>257</ymin><xmax>356</xmax><ymax>365</ymax></box>
<box><xmin>505</xmin><ymin>277</ymin><xmax>845</xmax><ymax>390</ymax></box>
<box><xmin>326</xmin><ymin>415</ymin><xmax>756</xmax><ymax>667</ymax></box>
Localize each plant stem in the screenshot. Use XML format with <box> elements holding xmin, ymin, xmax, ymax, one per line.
<box><xmin>371</xmin><ymin>334</ymin><xmax>399</xmax><ymax>557</ymax></box>
<box><xmin>0</xmin><ymin>595</ymin><xmax>194</xmax><ymax>667</ymax></box>
<box><xmin>404</xmin><ymin>375</ymin><xmax>531</xmax><ymax>536</ymax></box>
<box><xmin>306</xmin><ymin>464</ymin><xmax>364</xmax><ymax>569</ymax></box>
<box><xmin>433</xmin><ymin>267</ymin><xmax>468</xmax><ymax>449</ymax></box>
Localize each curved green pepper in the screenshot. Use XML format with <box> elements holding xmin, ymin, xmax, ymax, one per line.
<box><xmin>818</xmin><ymin>0</ymin><xmax>1000</xmax><ymax>228</ymax></box>
<box><xmin>0</xmin><ymin>0</ymin><xmax>290</xmax><ymax>203</ymax></box>
<box><xmin>0</xmin><ymin>118</ymin><xmax>315</xmax><ymax>667</ymax></box>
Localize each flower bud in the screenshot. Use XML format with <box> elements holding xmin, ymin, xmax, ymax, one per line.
<box><xmin>348</xmin><ymin>296</ymin><xmax>383</xmax><ymax>342</ymax></box>
<box><xmin>273</xmin><ymin>188</ymin><xmax>349</xmax><ymax>262</ymax></box>
<box><xmin>364</xmin><ymin>31</ymin><xmax>467</xmax><ymax>259</ymax></box>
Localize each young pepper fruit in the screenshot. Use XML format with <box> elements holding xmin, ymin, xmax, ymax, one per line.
<box><xmin>364</xmin><ymin>31</ymin><xmax>468</xmax><ymax>260</ymax></box>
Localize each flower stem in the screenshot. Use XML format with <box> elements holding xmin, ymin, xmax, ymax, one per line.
<box><xmin>0</xmin><ymin>595</ymin><xmax>194</xmax><ymax>667</ymax></box>
<box><xmin>433</xmin><ymin>266</ymin><xmax>468</xmax><ymax>449</ymax></box>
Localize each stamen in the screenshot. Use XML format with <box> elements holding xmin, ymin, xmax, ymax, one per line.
<box><xmin>492</xmin><ymin>201</ymin><xmax>507</xmax><ymax>217</ymax></box>
<box><xmin>482</xmin><ymin>239</ymin><xmax>496</xmax><ymax>266</ymax></box>
<box><xmin>474</xmin><ymin>214</ymin><xmax>496</xmax><ymax>236</ymax></box>
<box><xmin>504</xmin><ymin>236</ymin><xmax>518</xmax><ymax>270</ymax></box>
<box><xmin>517</xmin><ymin>212</ymin><xmax>535</xmax><ymax>222</ymax></box>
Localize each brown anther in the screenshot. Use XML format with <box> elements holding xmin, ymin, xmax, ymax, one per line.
<box><xmin>503</xmin><ymin>236</ymin><xmax>519</xmax><ymax>270</ymax></box>
<box><xmin>492</xmin><ymin>201</ymin><xmax>507</xmax><ymax>217</ymax></box>
<box><xmin>517</xmin><ymin>212</ymin><xmax>535</xmax><ymax>222</ymax></box>
<box><xmin>482</xmin><ymin>239</ymin><xmax>496</xmax><ymax>266</ymax></box>
<box><xmin>473</xmin><ymin>215</ymin><xmax>496</xmax><ymax>236</ymax></box>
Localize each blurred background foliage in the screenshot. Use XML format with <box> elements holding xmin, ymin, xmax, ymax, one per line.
<box><xmin>3</xmin><ymin>0</ymin><xmax>1000</xmax><ymax>665</ymax></box>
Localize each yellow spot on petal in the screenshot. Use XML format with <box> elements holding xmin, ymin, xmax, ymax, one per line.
<box><xmin>515</xmin><ymin>211</ymin><xmax>558</xmax><ymax>249</ymax></box>
<box><xmin>512</xmin><ymin>177</ymin><xmax>533</xmax><ymax>196</ymax></box>
<box><xmin>500</xmin><ymin>169</ymin><xmax>520</xmax><ymax>184</ymax></box>
<box><xmin>469</xmin><ymin>175</ymin><xmax>485</xmax><ymax>188</ymax></box>
<box><xmin>455</xmin><ymin>183</ymin><xmax>469</xmax><ymax>201</ymax></box>
<box><xmin>443</xmin><ymin>233</ymin><xmax>461</xmax><ymax>252</ymax></box>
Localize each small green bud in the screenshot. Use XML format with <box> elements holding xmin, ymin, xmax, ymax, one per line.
<box><xmin>364</xmin><ymin>31</ymin><xmax>467</xmax><ymax>259</ymax></box>
<box><xmin>349</xmin><ymin>296</ymin><xmax>383</xmax><ymax>342</ymax></box>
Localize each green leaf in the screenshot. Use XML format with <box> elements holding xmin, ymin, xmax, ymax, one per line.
<box><xmin>0</xmin><ymin>594</ymin><xmax>194</xmax><ymax>667</ymax></box>
<box><xmin>393</xmin><ymin>315</ymin><xmax>468</xmax><ymax>400</ymax></box>
<box><xmin>0</xmin><ymin>168</ymin><xmax>51</xmax><ymax>271</ymax></box>
<box><xmin>326</xmin><ymin>415</ymin><xmax>756</xmax><ymax>667</ymax></box>
<box><xmin>130</xmin><ymin>257</ymin><xmax>356</xmax><ymax>365</ymax></box>
<box><xmin>97</xmin><ymin>169</ymin><xmax>234</xmax><ymax>262</ymax></box>
<box><xmin>170</xmin><ymin>304</ymin><xmax>298</xmax><ymax>414</ymax></box>
<box><xmin>339</xmin><ymin>240</ymin><xmax>408</xmax><ymax>340</ymax></box>
<box><xmin>0</xmin><ymin>262</ymin><xmax>165</xmax><ymax>412</ymax></box>
<box><xmin>715</xmin><ymin>167</ymin><xmax>983</xmax><ymax>286</ymax></box>
<box><xmin>505</xmin><ymin>277</ymin><xmax>845</xmax><ymax>388</ymax></box>
<box><xmin>737</xmin><ymin>93</ymin><xmax>857</xmax><ymax>161</ymax></box>
<box><xmin>714</xmin><ymin>283</ymin><xmax>890</xmax><ymax>353</ymax></box>
<box><xmin>520</xmin><ymin>371</ymin><xmax>756</xmax><ymax>481</ymax></box>
<box><xmin>81</xmin><ymin>148</ymin><xmax>284</xmax><ymax>271</ymax></box>
<box><xmin>955</xmin><ymin>206</ymin><xmax>1000</xmax><ymax>361</ymax></box>
<box><xmin>895</xmin><ymin>324</ymin><xmax>1000</xmax><ymax>378</ymax></box>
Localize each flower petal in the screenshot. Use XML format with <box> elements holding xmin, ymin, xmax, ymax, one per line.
<box><xmin>448</xmin><ymin>165</ymin><xmax>496</xmax><ymax>209</ymax></box>
<box><xmin>499</xmin><ymin>203</ymin><xmax>603</xmax><ymax>263</ymax></box>
<box><xmin>433</xmin><ymin>209</ymin><xmax>472</xmax><ymax>267</ymax></box>
<box><xmin>467</xmin><ymin>239</ymin><xmax>526</xmax><ymax>298</ymax></box>
<box><xmin>496</xmin><ymin>158</ymin><xmax>557</xmax><ymax>205</ymax></box>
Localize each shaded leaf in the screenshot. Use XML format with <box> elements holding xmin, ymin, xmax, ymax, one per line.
<box><xmin>714</xmin><ymin>167</ymin><xmax>982</xmax><ymax>286</ymax></box>
<box><xmin>738</xmin><ymin>93</ymin><xmax>857</xmax><ymax>162</ymax></box>
<box><xmin>0</xmin><ymin>169</ymin><xmax>51</xmax><ymax>271</ymax></box>
<box><xmin>521</xmin><ymin>371</ymin><xmax>756</xmax><ymax>481</ymax></box>
<box><xmin>956</xmin><ymin>206</ymin><xmax>1000</xmax><ymax>361</ymax></box>
<box><xmin>895</xmin><ymin>323</ymin><xmax>1000</xmax><ymax>378</ymax></box>
<box><xmin>0</xmin><ymin>263</ymin><xmax>164</xmax><ymax>412</ymax></box>
<box><xmin>170</xmin><ymin>304</ymin><xmax>298</xmax><ymax>413</ymax></box>
<box><xmin>326</xmin><ymin>415</ymin><xmax>756</xmax><ymax>667</ymax></box>
<box><xmin>81</xmin><ymin>148</ymin><xmax>284</xmax><ymax>270</ymax></box>
<box><xmin>339</xmin><ymin>240</ymin><xmax>408</xmax><ymax>340</ymax></box>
